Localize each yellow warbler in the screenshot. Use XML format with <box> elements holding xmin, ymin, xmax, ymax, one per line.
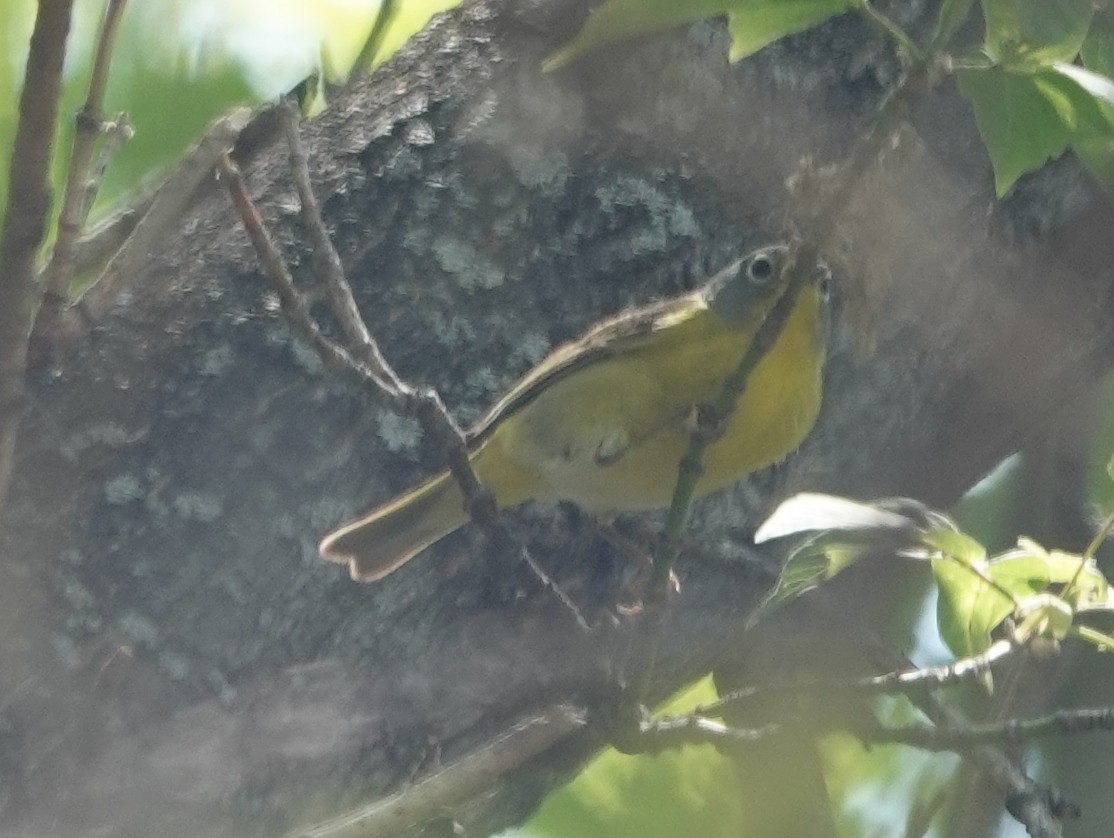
<box><xmin>321</xmin><ymin>245</ymin><xmax>829</xmax><ymax>581</ymax></box>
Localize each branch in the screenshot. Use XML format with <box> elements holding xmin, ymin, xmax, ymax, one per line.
<box><xmin>700</xmin><ymin>638</ymin><xmax>1017</xmax><ymax>715</ymax></box>
<box><xmin>277</xmin><ymin>98</ymin><xmax>406</xmax><ymax>393</ymax></box>
<box><xmin>290</xmin><ymin>706</ymin><xmax>586</xmax><ymax>838</ymax></box>
<box><xmin>219</xmin><ymin>115</ymin><xmax>591</xmax><ymax>629</ymax></box>
<box><xmin>865</xmin><ymin>711</ymin><xmax>1090</xmax><ymax>829</ymax></box>
<box><xmin>611</xmin><ymin>693</ymin><xmax>1114</xmax><ymax>760</ymax></box>
<box><xmin>865</xmin><ymin>707</ymin><xmax>1114</xmax><ymax>751</ymax></box>
<box><xmin>217</xmin><ymin>154</ymin><xmax>384</xmax><ymax>390</ymax></box>
<box><xmin>78</xmin><ymin>107</ymin><xmax>253</xmax><ymax>317</ymax></box>
<box><xmin>651</xmin><ymin>16</ymin><xmax>940</xmax><ymax>601</ymax></box>
<box><xmin>640</xmin><ymin>252</ymin><xmax>822</xmax><ymax>705</ymax></box>
<box><xmin>264</xmin><ymin>102</ymin><xmax>486</xmax><ymax>508</ymax></box>
<box><xmin>36</xmin><ymin>0</ymin><xmax>129</xmax><ymax>326</ymax></box>
<box><xmin>260</xmin><ymin>102</ymin><xmax>487</xmax><ymax>524</ymax></box>
<box><xmin>620</xmin><ymin>695</ymin><xmax>1098</xmax><ymax>836</ymax></box>
<box><xmin>0</xmin><ymin>0</ymin><xmax>75</xmax><ymax>513</ymax></box>
<box><xmin>861</xmin><ymin>635</ymin><xmax>1070</xmax><ymax>837</ymax></box>
<box><xmin>624</xmin><ymin>712</ymin><xmax>779</xmax><ymax>756</ymax></box>
<box><xmin>760</xmin><ymin>590</ymin><xmax>1072</xmax><ymax>838</ymax></box>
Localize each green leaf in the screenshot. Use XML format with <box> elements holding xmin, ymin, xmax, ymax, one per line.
<box><xmin>987</xmin><ymin>538</ymin><xmax>1109</xmax><ymax>607</ymax></box>
<box><xmin>751</xmin><ymin>494</ymin><xmax>964</xmax><ymax>622</ymax></box>
<box><xmin>751</xmin><ymin>535</ymin><xmax>870</xmax><ymax>620</ymax></box>
<box><xmin>125</xmin><ymin>0</ymin><xmax>381</xmax><ymax>97</ymax></box>
<box><xmin>984</xmin><ymin>543</ymin><xmax>1051</xmax><ymax>596</ymax></box>
<box><xmin>754</xmin><ymin>493</ymin><xmax>919</xmax><ymax>541</ymax></box>
<box><xmin>543</xmin><ymin>0</ymin><xmax>851</xmax><ymax>71</ymax></box>
<box><xmin>1073</xmin><ymin>576</ymin><xmax>1114</xmax><ymax>620</ymax></box>
<box><xmin>1073</xmin><ymin>127</ymin><xmax>1114</xmax><ymax>188</ymax></box>
<box><xmin>956</xmin><ymin>66</ymin><xmax>1073</xmax><ymax>196</ymax></box>
<box><xmin>919</xmin><ymin>525</ymin><xmax>988</xmax><ymax>565</ymax></box>
<box><xmin>981</xmin><ymin>0</ymin><xmax>1093</xmax><ymax>66</ymax></box>
<box><xmin>935</xmin><ymin>535</ymin><xmax>1114</xmax><ymax>659</ymax></box>
<box><xmin>543</xmin><ymin>0</ymin><xmax>729</xmax><ymax>72</ymax></box>
<box><xmin>752</xmin><ymin>494</ymin><xmax>986</xmax><ymax>623</ymax></box>
<box><xmin>1046</xmin><ymin>63</ymin><xmax>1114</xmax><ymax>190</ymax></box>
<box><xmin>363</xmin><ymin>0</ymin><xmax>465</xmax><ymax>70</ymax></box>
<box><xmin>727</xmin><ymin>0</ymin><xmax>854</xmax><ymax>63</ymax></box>
<box><xmin>933</xmin><ymin>555</ymin><xmax>1014</xmax><ymax>661</ymax></box>
<box><xmin>1082</xmin><ymin>8</ymin><xmax>1114</xmax><ymax>78</ymax></box>
<box><xmin>97</xmin><ymin>59</ymin><xmax>256</xmax><ymax>212</ymax></box>
<box><xmin>314</xmin><ymin>0</ymin><xmax>386</xmax><ymax>79</ymax></box>
<box><xmin>1047</xmin><ymin>64</ymin><xmax>1114</xmax><ymax>125</ymax></box>
<box><xmin>90</xmin><ymin>0</ymin><xmax>393</xmax><ymax>211</ymax></box>
<box><xmin>933</xmin><ymin>0</ymin><xmax>977</xmax><ymax>47</ymax></box>
<box><xmin>526</xmin><ymin>679</ymin><xmax>744</xmax><ymax>838</ymax></box>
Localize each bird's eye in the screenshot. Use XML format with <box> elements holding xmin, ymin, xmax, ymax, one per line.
<box><xmin>747</xmin><ymin>254</ymin><xmax>776</xmax><ymax>285</ymax></box>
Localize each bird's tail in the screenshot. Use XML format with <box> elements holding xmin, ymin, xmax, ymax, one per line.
<box><xmin>319</xmin><ymin>471</ymin><xmax>468</xmax><ymax>582</ymax></box>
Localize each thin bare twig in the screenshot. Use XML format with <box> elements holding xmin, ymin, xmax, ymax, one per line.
<box><xmin>277</xmin><ymin>98</ymin><xmax>403</xmax><ymax>392</ymax></box>
<box><xmin>278</xmin><ymin>100</ymin><xmax>590</xmax><ymax>627</ymax></box>
<box><xmin>697</xmin><ymin>639</ymin><xmax>1017</xmax><ymax>717</ymax></box>
<box><xmin>856</xmin><ymin>625</ymin><xmax>1069</xmax><ymax>837</ymax></box>
<box><xmin>0</xmin><ymin>0</ymin><xmax>75</xmax><ymax>514</ymax></box>
<box><xmin>220</xmin><ymin>137</ymin><xmax>591</xmax><ymax>628</ymax></box>
<box><xmin>37</xmin><ymin>0</ymin><xmax>129</xmax><ymax>316</ymax></box>
<box><xmin>865</xmin><ymin>707</ymin><xmax>1114</xmax><ymax>751</ymax></box>
<box><xmin>658</xmin><ymin>12</ymin><xmax>934</xmax><ymax>597</ymax></box>
<box><xmin>652</xmin><ymin>251</ymin><xmax>817</xmax><ymax>596</ymax></box>
<box><xmin>730</xmin><ymin>586</ymin><xmax>1068</xmax><ymax>837</ymax></box>
<box><xmin>626</xmin><ymin>712</ymin><xmax>779</xmax><ymax>756</ymax></box>
<box><xmin>613</xmin><ymin>624</ymin><xmax>1087</xmax><ymax>837</ymax></box>
<box><xmin>85</xmin><ymin>110</ymin><xmax>132</xmax><ymax>208</ymax></box>
<box><xmin>624</xmin><ymin>693</ymin><xmax>1110</xmax><ymax>812</ymax></box>
<box><xmin>263</xmin><ymin>105</ymin><xmax>482</xmax><ymax>503</ymax></box>
<box><xmin>217</xmin><ymin>154</ymin><xmax>378</xmax><ymax>387</ymax></box>
<box><xmin>638</xmin><ymin>55</ymin><xmax>937</xmax><ymax>714</ymax></box>
<box><xmin>518</xmin><ymin>545</ymin><xmax>592</xmax><ymax>631</ymax></box>
<box><xmin>650</xmin><ymin>31</ymin><xmax>938</xmax><ymax>603</ymax></box>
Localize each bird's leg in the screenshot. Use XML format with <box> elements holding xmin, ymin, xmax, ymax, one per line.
<box><xmin>595</xmin><ymin>517</ymin><xmax>680</xmax><ymax>614</ymax></box>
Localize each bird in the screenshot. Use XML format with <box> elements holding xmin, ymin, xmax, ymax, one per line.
<box><xmin>320</xmin><ymin>245</ymin><xmax>830</xmax><ymax>582</ymax></box>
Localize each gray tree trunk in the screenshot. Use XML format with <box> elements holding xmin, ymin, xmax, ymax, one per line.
<box><xmin>3</xmin><ymin>1</ymin><xmax>1113</xmax><ymax>836</ymax></box>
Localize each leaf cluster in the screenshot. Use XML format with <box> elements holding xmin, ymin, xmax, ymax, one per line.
<box><xmin>547</xmin><ymin>0</ymin><xmax>1114</xmax><ymax>196</ymax></box>
<box><xmin>758</xmin><ymin>492</ymin><xmax>1114</xmax><ymax>680</ymax></box>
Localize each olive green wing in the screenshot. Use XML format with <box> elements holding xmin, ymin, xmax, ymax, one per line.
<box><xmin>467</xmin><ymin>291</ymin><xmax>706</xmax><ymax>446</ymax></box>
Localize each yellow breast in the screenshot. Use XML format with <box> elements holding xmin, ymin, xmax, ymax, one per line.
<box><xmin>471</xmin><ymin>284</ymin><xmax>826</xmax><ymax>512</ymax></box>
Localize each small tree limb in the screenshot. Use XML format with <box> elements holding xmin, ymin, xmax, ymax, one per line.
<box><xmin>0</xmin><ymin>0</ymin><xmax>75</xmax><ymax>514</ymax></box>
<box><xmin>36</xmin><ymin>0</ymin><xmax>129</xmax><ymax>323</ymax></box>
<box><xmin>291</xmin><ymin>705</ymin><xmax>586</xmax><ymax>838</ymax></box>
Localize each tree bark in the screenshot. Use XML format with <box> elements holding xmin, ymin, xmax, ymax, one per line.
<box><xmin>3</xmin><ymin>2</ymin><xmax>1114</xmax><ymax>837</ymax></box>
